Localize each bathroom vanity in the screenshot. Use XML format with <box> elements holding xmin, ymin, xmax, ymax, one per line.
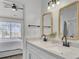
<box><xmin>26</xmin><ymin>39</ymin><xmax>63</xmax><ymax>59</ymax></box>
<box><xmin>26</xmin><ymin>38</ymin><xmax>79</xmax><ymax>59</ymax></box>
<box><xmin>26</xmin><ymin>1</ymin><xmax>79</xmax><ymax>59</ymax></box>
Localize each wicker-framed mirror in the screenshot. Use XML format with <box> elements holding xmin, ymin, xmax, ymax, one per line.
<box><xmin>41</xmin><ymin>12</ymin><xmax>53</xmax><ymax>36</ymax></box>
<box><xmin>58</xmin><ymin>1</ymin><xmax>79</xmax><ymax>39</ymax></box>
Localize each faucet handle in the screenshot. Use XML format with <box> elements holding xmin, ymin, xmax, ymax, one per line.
<box><xmin>62</xmin><ymin>35</ymin><xmax>66</xmax><ymax>40</ymax></box>
<box><xmin>62</xmin><ymin>35</ymin><xmax>70</xmax><ymax>47</ymax></box>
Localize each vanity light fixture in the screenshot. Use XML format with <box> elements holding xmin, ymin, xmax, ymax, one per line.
<box><xmin>48</xmin><ymin>0</ymin><xmax>60</xmax><ymax>9</ymax></box>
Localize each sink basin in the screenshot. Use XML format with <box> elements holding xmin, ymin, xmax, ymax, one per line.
<box><xmin>47</xmin><ymin>43</ymin><xmax>79</xmax><ymax>58</ymax></box>
<box><xmin>33</xmin><ymin>40</ymin><xmax>64</xmax><ymax>54</ymax></box>
<box><xmin>37</xmin><ymin>41</ymin><xmax>79</xmax><ymax>56</ymax></box>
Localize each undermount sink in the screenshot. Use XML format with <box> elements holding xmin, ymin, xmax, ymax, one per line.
<box><xmin>36</xmin><ymin>40</ymin><xmax>79</xmax><ymax>56</ymax></box>
<box><xmin>46</xmin><ymin>43</ymin><xmax>79</xmax><ymax>58</ymax></box>
<box><xmin>33</xmin><ymin>40</ymin><xmax>64</xmax><ymax>54</ymax></box>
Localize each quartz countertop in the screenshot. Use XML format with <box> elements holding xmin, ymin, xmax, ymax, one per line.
<box><xmin>27</xmin><ymin>38</ymin><xmax>79</xmax><ymax>59</ymax></box>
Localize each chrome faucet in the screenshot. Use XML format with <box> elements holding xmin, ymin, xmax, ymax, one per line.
<box><xmin>41</xmin><ymin>34</ymin><xmax>48</xmax><ymax>41</ymax></box>
<box><xmin>62</xmin><ymin>35</ymin><xmax>70</xmax><ymax>47</ymax></box>
<box><xmin>62</xmin><ymin>21</ymin><xmax>70</xmax><ymax>47</ymax></box>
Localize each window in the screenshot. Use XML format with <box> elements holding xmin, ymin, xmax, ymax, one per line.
<box><xmin>0</xmin><ymin>22</ymin><xmax>22</xmax><ymax>40</ymax></box>
<box><xmin>11</xmin><ymin>23</ymin><xmax>21</xmax><ymax>39</ymax></box>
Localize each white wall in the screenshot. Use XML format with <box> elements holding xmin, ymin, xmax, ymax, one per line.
<box><xmin>24</xmin><ymin>0</ymin><xmax>42</xmax><ymax>38</ymax></box>
<box><xmin>24</xmin><ymin>0</ymin><xmax>41</xmax><ymax>59</ymax></box>
<box><xmin>41</xmin><ymin>0</ymin><xmax>78</xmax><ymax>37</ymax></box>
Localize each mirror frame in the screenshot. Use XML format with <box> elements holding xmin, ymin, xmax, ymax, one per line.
<box><xmin>41</xmin><ymin>12</ymin><xmax>53</xmax><ymax>35</ymax></box>
<box><xmin>58</xmin><ymin>1</ymin><xmax>79</xmax><ymax>39</ymax></box>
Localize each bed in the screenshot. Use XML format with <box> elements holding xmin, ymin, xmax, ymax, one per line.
<box><xmin>0</xmin><ymin>40</ymin><xmax>23</xmax><ymax>58</ymax></box>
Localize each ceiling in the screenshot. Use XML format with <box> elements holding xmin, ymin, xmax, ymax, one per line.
<box><xmin>0</xmin><ymin>0</ymin><xmax>24</xmax><ymax>19</ymax></box>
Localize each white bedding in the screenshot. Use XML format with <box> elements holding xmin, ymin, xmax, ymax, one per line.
<box><xmin>0</xmin><ymin>40</ymin><xmax>22</xmax><ymax>52</ymax></box>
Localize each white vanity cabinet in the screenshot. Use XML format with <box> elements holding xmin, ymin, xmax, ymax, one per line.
<box><xmin>26</xmin><ymin>42</ymin><xmax>64</xmax><ymax>59</ymax></box>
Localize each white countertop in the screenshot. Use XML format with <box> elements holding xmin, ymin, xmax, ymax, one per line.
<box><xmin>27</xmin><ymin>38</ymin><xmax>79</xmax><ymax>59</ymax></box>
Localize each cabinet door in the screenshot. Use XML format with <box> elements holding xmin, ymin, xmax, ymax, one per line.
<box><xmin>27</xmin><ymin>43</ymin><xmax>63</xmax><ymax>59</ymax></box>
<box><xmin>27</xmin><ymin>49</ymin><xmax>44</xmax><ymax>59</ymax></box>
<box><xmin>26</xmin><ymin>49</ymin><xmax>30</xmax><ymax>59</ymax></box>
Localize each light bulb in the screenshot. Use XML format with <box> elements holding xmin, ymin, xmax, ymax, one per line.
<box><xmin>52</xmin><ymin>4</ymin><xmax>55</xmax><ymax>7</ymax></box>
<box><xmin>57</xmin><ymin>1</ymin><xmax>60</xmax><ymax>5</ymax></box>
<box><xmin>48</xmin><ymin>6</ymin><xmax>51</xmax><ymax>10</ymax></box>
<box><xmin>12</xmin><ymin>8</ymin><xmax>16</xmax><ymax>11</ymax></box>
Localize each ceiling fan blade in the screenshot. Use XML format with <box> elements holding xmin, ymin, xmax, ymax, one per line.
<box><xmin>4</xmin><ymin>5</ymin><xmax>11</xmax><ymax>8</ymax></box>
<box><xmin>17</xmin><ymin>8</ymin><xmax>23</xmax><ymax>10</ymax></box>
<box><xmin>4</xmin><ymin>0</ymin><xmax>14</xmax><ymax>2</ymax></box>
<box><xmin>3</xmin><ymin>2</ymin><xmax>11</xmax><ymax>6</ymax></box>
<box><xmin>3</xmin><ymin>0</ymin><xmax>23</xmax><ymax>11</ymax></box>
<box><xmin>3</xmin><ymin>2</ymin><xmax>12</xmax><ymax>9</ymax></box>
<box><xmin>4</xmin><ymin>0</ymin><xmax>17</xmax><ymax>5</ymax></box>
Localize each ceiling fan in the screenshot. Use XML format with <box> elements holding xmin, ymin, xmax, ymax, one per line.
<box><xmin>3</xmin><ymin>0</ymin><xmax>23</xmax><ymax>11</ymax></box>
